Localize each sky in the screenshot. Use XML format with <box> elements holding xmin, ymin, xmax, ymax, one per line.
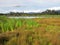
<box><xmin>0</xmin><ymin>0</ymin><xmax>60</xmax><ymax>13</ymax></box>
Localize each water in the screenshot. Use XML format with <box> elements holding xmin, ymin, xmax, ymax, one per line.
<box><xmin>8</xmin><ymin>15</ymin><xmax>60</xmax><ymax>18</ymax></box>
<box><xmin>8</xmin><ymin>16</ymin><xmax>42</xmax><ymax>18</ymax></box>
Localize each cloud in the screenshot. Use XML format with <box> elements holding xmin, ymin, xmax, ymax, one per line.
<box><xmin>0</xmin><ymin>0</ymin><xmax>60</xmax><ymax>7</ymax></box>
<box><xmin>0</xmin><ymin>0</ymin><xmax>23</xmax><ymax>7</ymax></box>
<box><xmin>13</xmin><ymin>5</ymin><xmax>22</xmax><ymax>8</ymax></box>
<box><xmin>48</xmin><ymin>7</ymin><xmax>60</xmax><ymax>10</ymax></box>
<box><xmin>0</xmin><ymin>0</ymin><xmax>60</xmax><ymax>12</ymax></box>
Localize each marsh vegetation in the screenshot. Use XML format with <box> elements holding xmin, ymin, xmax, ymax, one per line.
<box><xmin>0</xmin><ymin>16</ymin><xmax>60</xmax><ymax>45</ymax></box>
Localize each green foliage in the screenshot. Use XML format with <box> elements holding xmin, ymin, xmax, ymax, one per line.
<box><xmin>0</xmin><ymin>16</ymin><xmax>24</xmax><ymax>32</ymax></box>
<box><xmin>25</xmin><ymin>19</ymin><xmax>40</xmax><ymax>27</ymax></box>
<box><xmin>0</xmin><ymin>17</ymin><xmax>40</xmax><ymax>32</ymax></box>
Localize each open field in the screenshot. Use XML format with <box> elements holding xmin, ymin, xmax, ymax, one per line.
<box><xmin>0</xmin><ymin>16</ymin><xmax>60</xmax><ymax>45</ymax></box>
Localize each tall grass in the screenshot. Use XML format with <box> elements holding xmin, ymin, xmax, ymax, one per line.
<box><xmin>0</xmin><ymin>18</ymin><xmax>60</xmax><ymax>45</ymax></box>
<box><xmin>0</xmin><ymin>16</ymin><xmax>40</xmax><ymax>33</ymax></box>
<box><xmin>0</xmin><ymin>17</ymin><xmax>23</xmax><ymax>32</ymax></box>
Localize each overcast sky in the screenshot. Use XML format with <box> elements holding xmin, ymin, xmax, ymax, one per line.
<box><xmin>0</xmin><ymin>0</ymin><xmax>60</xmax><ymax>12</ymax></box>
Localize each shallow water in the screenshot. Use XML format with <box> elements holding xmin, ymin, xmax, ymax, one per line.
<box><xmin>8</xmin><ymin>16</ymin><xmax>47</xmax><ymax>18</ymax></box>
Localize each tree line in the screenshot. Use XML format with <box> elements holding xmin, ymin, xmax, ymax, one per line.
<box><xmin>0</xmin><ymin>10</ymin><xmax>60</xmax><ymax>16</ymax></box>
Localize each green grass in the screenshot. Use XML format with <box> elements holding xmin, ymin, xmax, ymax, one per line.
<box><xmin>0</xmin><ymin>16</ymin><xmax>40</xmax><ymax>32</ymax></box>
